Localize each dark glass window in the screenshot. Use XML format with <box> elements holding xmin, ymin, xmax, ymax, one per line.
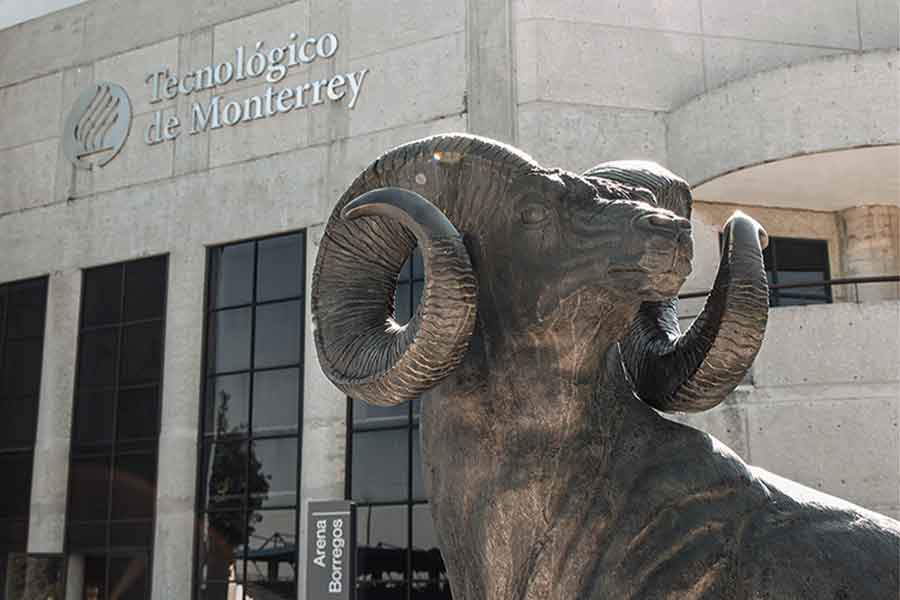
<box><xmin>196</xmin><ymin>232</ymin><xmax>305</xmax><ymax>600</ymax></box>
<box><xmin>347</xmin><ymin>249</ymin><xmax>453</xmax><ymax>599</ymax></box>
<box><xmin>0</xmin><ymin>277</ymin><xmax>48</xmax><ymax>582</ymax></box>
<box><xmin>719</xmin><ymin>235</ymin><xmax>832</xmax><ymax>307</ymax></box>
<box><xmin>765</xmin><ymin>238</ymin><xmax>831</xmax><ymax>307</ymax></box>
<box><xmin>67</xmin><ymin>256</ymin><xmax>167</xmax><ymax>600</ymax></box>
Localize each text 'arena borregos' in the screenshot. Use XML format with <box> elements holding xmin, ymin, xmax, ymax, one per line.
<box><xmin>313</xmin><ymin>515</ymin><xmax>346</xmax><ymax>594</ymax></box>
<box><xmin>143</xmin><ymin>32</ymin><xmax>368</xmax><ymax>145</ymax></box>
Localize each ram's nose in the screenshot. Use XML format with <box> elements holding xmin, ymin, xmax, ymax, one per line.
<box><xmin>634</xmin><ymin>213</ymin><xmax>692</xmax><ymax>243</ymax></box>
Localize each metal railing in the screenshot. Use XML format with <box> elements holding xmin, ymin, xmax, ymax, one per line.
<box><xmin>677</xmin><ymin>275</ymin><xmax>900</xmax><ymax>302</ymax></box>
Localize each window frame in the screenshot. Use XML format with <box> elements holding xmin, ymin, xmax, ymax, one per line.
<box><xmin>0</xmin><ymin>275</ymin><xmax>48</xmax><ymax>558</ymax></box>
<box><xmin>193</xmin><ymin>231</ymin><xmax>307</xmax><ymax>600</ymax></box>
<box><xmin>64</xmin><ymin>255</ymin><xmax>169</xmax><ymax>600</ymax></box>
<box><xmin>765</xmin><ymin>236</ymin><xmax>832</xmax><ymax>306</ymax></box>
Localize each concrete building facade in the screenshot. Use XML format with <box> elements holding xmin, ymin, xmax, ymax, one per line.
<box><xmin>0</xmin><ymin>0</ymin><xmax>897</xmax><ymax>598</ymax></box>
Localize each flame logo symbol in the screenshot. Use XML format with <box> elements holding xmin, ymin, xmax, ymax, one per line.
<box><xmin>63</xmin><ymin>82</ymin><xmax>132</xmax><ymax>170</ymax></box>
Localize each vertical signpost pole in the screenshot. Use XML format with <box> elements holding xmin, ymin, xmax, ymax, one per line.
<box><xmin>306</xmin><ymin>500</ymin><xmax>356</xmax><ymax>600</ymax></box>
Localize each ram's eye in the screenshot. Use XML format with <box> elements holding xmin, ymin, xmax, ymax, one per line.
<box><xmin>521</xmin><ymin>204</ymin><xmax>549</xmax><ymax>226</ymax></box>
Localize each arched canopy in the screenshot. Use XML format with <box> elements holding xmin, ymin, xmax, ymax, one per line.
<box><xmin>666</xmin><ymin>49</ymin><xmax>900</xmax><ymax>197</ymax></box>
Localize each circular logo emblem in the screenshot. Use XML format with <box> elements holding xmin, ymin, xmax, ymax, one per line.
<box><xmin>63</xmin><ymin>82</ymin><xmax>132</xmax><ymax>170</ymax></box>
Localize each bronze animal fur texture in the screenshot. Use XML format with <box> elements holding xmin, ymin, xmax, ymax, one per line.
<box><xmin>312</xmin><ymin>134</ymin><xmax>900</xmax><ymax>599</ymax></box>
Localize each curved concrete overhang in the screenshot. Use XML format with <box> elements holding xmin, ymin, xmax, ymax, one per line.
<box><xmin>666</xmin><ymin>49</ymin><xmax>900</xmax><ymax>204</ymax></box>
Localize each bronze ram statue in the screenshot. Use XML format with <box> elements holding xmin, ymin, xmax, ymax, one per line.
<box><xmin>311</xmin><ymin>134</ymin><xmax>900</xmax><ymax>598</ymax></box>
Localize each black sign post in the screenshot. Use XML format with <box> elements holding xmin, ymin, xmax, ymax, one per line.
<box><xmin>306</xmin><ymin>500</ymin><xmax>356</xmax><ymax>600</ymax></box>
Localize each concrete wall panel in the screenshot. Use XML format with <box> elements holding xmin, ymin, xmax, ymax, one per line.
<box><xmin>703</xmin><ymin>37</ymin><xmax>844</xmax><ymax>90</ymax></box>
<box><xmin>210</xmin><ymin>0</ymin><xmax>310</xmax><ymax>99</ymax></box>
<box><xmin>754</xmin><ymin>301</ymin><xmax>900</xmax><ymax>387</ymax></box>
<box><xmin>0</xmin><ymin>7</ymin><xmax>85</xmax><ymax>88</ymax></box>
<box><xmin>517</xmin><ymin>20</ymin><xmax>704</xmax><ymax>111</ymax></box>
<box><xmin>0</xmin><ymin>72</ymin><xmax>62</xmax><ymax>150</ymax></box>
<box><xmin>189</xmin><ymin>0</ymin><xmax>297</xmax><ymax>34</ymax></box>
<box><xmin>340</xmin><ymin>33</ymin><xmax>466</xmax><ymax>138</ymax></box>
<box><xmin>0</xmin><ymin>139</ymin><xmax>59</xmax><ymax>215</ymax></box>
<box><xmin>80</xmin><ymin>0</ymin><xmax>191</xmax><ymax>67</ymax></box>
<box><xmin>346</xmin><ymin>0</ymin><xmax>465</xmax><ymax>60</ymax></box>
<box><xmin>513</xmin><ymin>0</ymin><xmax>701</xmax><ymax>33</ymax></box>
<box><xmin>747</xmin><ymin>396</ymin><xmax>899</xmax><ymax>510</ymax></box>
<box><xmin>517</xmin><ymin>102</ymin><xmax>666</xmax><ymax>173</ymax></box>
<box><xmin>700</xmin><ymin>0</ymin><xmax>859</xmax><ymax>49</ymax></box>
<box><xmin>859</xmin><ymin>0</ymin><xmax>900</xmax><ymax>50</ymax></box>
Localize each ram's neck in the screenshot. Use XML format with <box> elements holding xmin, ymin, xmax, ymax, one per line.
<box><xmin>423</xmin><ymin>330</ymin><xmax>668</xmax><ymax>598</ymax></box>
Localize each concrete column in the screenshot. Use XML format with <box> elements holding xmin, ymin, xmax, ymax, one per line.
<box><xmin>298</xmin><ymin>226</ymin><xmax>348</xmax><ymax>600</ymax></box>
<box><xmin>466</xmin><ymin>0</ymin><xmax>516</xmax><ymax>143</ymax></box>
<box><xmin>64</xmin><ymin>554</ymin><xmax>85</xmax><ymax>600</ymax></box>
<box><xmin>150</xmin><ymin>246</ymin><xmax>206</xmax><ymax>600</ymax></box>
<box><xmin>838</xmin><ymin>205</ymin><xmax>900</xmax><ymax>302</ymax></box>
<box><xmin>27</xmin><ymin>270</ymin><xmax>80</xmax><ymax>554</ymax></box>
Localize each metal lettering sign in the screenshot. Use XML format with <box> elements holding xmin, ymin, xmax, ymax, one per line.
<box><xmin>62</xmin><ymin>32</ymin><xmax>369</xmax><ymax>166</ymax></box>
<box><xmin>62</xmin><ymin>81</ymin><xmax>132</xmax><ymax>169</ymax></box>
<box><xmin>143</xmin><ymin>32</ymin><xmax>368</xmax><ymax>146</ymax></box>
<box><xmin>306</xmin><ymin>500</ymin><xmax>356</xmax><ymax>600</ymax></box>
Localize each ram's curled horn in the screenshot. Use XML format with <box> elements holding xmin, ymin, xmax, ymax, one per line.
<box><xmin>584</xmin><ymin>161</ymin><xmax>769</xmax><ymax>412</ymax></box>
<box><xmin>312</xmin><ymin>134</ymin><xmax>535</xmax><ymax>407</ymax></box>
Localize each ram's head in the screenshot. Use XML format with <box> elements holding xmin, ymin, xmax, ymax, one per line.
<box><xmin>312</xmin><ymin>134</ymin><xmax>768</xmax><ymax>413</ymax></box>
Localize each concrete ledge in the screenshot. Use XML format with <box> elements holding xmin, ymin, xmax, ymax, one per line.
<box><xmin>667</xmin><ymin>49</ymin><xmax>900</xmax><ymax>186</ymax></box>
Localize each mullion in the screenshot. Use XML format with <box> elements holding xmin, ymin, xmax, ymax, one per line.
<box><xmin>293</xmin><ymin>232</ymin><xmax>306</xmax><ymax>596</ymax></box>
<box><xmin>353</xmin><ymin>421</ymin><xmax>417</xmax><ymax>434</ymax></box>
<box><xmin>207</xmin><ymin>361</ymin><xmax>303</xmax><ymax>379</ymax></box>
<box><xmin>79</xmin><ymin>316</ymin><xmax>164</xmax><ymax>334</ymax></box>
<box><xmin>770</xmin><ymin>239</ymin><xmax>781</xmax><ymax>306</ymax></box>
<box><xmin>210</xmin><ymin>293</ymin><xmax>305</xmax><ymax>315</ymax></box>
<box><xmin>78</xmin><ymin>382</ymin><xmax>158</xmax><ymax>395</ymax></box>
<box><xmin>407</xmin><ymin>400</ymin><xmax>414</xmax><ymax>600</ymax></box>
<box><xmin>103</xmin><ymin>264</ymin><xmax>127</xmax><ymax>598</ymax></box>
<box><xmin>0</xmin><ymin>285</ymin><xmax>8</xmax><ymax>417</ymax></box>
<box><xmin>104</xmin><ymin>265</ymin><xmax>127</xmax><ymax>561</ymax></box>
<box><xmin>294</xmin><ymin>240</ymin><xmax>304</xmax><ymax>599</ymax></box>
<box><xmin>242</xmin><ymin>239</ymin><xmax>260</xmax><ymax>589</ymax></box>
<box><xmin>4</xmin><ymin>333</ymin><xmax>45</xmax><ymax>344</ymax></box>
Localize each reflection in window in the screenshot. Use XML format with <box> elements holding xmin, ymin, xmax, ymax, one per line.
<box><xmin>764</xmin><ymin>238</ymin><xmax>832</xmax><ymax>307</ymax></box>
<box><xmin>3</xmin><ymin>553</ymin><xmax>66</xmax><ymax>599</ymax></box>
<box><xmin>0</xmin><ymin>277</ymin><xmax>48</xmax><ymax>597</ymax></box>
<box><xmin>67</xmin><ymin>256</ymin><xmax>167</xmax><ymax>600</ymax></box>
<box><xmin>347</xmin><ymin>249</ymin><xmax>452</xmax><ymax>599</ymax></box>
<box><xmin>720</xmin><ymin>234</ymin><xmax>832</xmax><ymax>307</ymax></box>
<box><xmin>196</xmin><ymin>232</ymin><xmax>305</xmax><ymax>600</ymax></box>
